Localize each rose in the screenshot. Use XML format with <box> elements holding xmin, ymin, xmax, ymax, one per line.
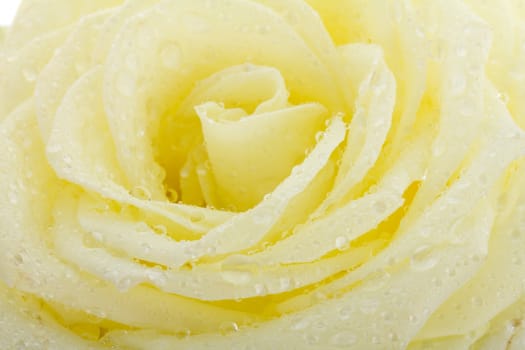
<box><xmin>1</xmin><ymin>0</ymin><xmax>525</xmax><ymax>348</ymax></box>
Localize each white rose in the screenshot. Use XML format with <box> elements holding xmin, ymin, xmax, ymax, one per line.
<box><xmin>1</xmin><ymin>1</ymin><xmax>525</xmax><ymax>349</ymax></box>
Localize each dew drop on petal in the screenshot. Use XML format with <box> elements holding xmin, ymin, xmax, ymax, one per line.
<box><xmin>22</xmin><ymin>67</ymin><xmax>37</xmax><ymax>82</ymax></box>
<box><xmin>471</xmin><ymin>295</ymin><xmax>483</xmax><ymax>306</ymax></box>
<box><xmin>219</xmin><ymin>322</ymin><xmax>240</xmax><ymax>334</ymax></box>
<box><xmin>115</xmin><ymin>276</ymin><xmax>135</xmax><ymax>292</ymax></box>
<box><xmin>279</xmin><ymin>277</ymin><xmax>292</xmax><ymax>290</ymax></box>
<box><xmin>91</xmin><ymin>231</ymin><xmax>104</xmax><ymax>242</ymax></box>
<box><xmin>363</xmin><ymin>270</ymin><xmax>390</xmax><ymax>291</ymax></box>
<box><xmin>303</xmin><ymin>333</ymin><xmax>319</xmax><ymax>345</ymax></box>
<box><xmin>152</xmin><ymin>224</ymin><xmax>167</xmax><ymax>235</ymax></box>
<box><xmin>359</xmin><ymin>298</ymin><xmax>379</xmax><ymax>315</ymax></box>
<box><xmin>63</xmin><ymin>155</ymin><xmax>73</xmax><ymax>166</ymax></box>
<box><xmin>184</xmin><ymin>15</ymin><xmax>210</xmax><ymax>33</ymax></box>
<box><xmin>116</xmin><ymin>71</ymin><xmax>136</xmax><ymax>97</ymax></box>
<box><xmin>410</xmin><ymin>245</ymin><xmax>439</xmax><ymax>271</ymax></box>
<box><xmin>7</xmin><ymin>190</ymin><xmax>18</xmax><ymax>205</ymax></box>
<box><xmin>315</xmin><ymin>131</ymin><xmax>324</xmax><ymax>143</ymax></box>
<box><xmin>455</xmin><ymin>46</ymin><xmax>467</xmax><ymax>57</ymax></box>
<box><xmin>131</xmin><ymin>186</ymin><xmax>152</xmax><ymax>200</ymax></box>
<box><xmin>220</xmin><ymin>270</ymin><xmax>252</xmax><ymax>285</ymax></box>
<box><xmin>497</xmin><ymin>91</ymin><xmax>510</xmax><ymax>105</ymax></box>
<box><xmin>335</xmin><ymin>236</ymin><xmax>349</xmax><ymax>251</ymax></box>
<box><xmin>190</xmin><ymin>212</ymin><xmax>205</xmax><ymax>223</ymax></box>
<box><xmin>450</xmin><ymin>73</ymin><xmax>467</xmax><ymax>95</ymax></box>
<box><xmin>339</xmin><ymin>306</ymin><xmax>352</xmax><ymax>320</ymax></box>
<box><xmin>146</xmin><ymin>270</ymin><xmax>167</xmax><ymax>286</ymax></box>
<box><xmin>373</xmin><ymin>200</ymin><xmax>387</xmax><ymax>214</ymax></box>
<box><xmin>166</xmin><ymin>188</ymin><xmax>179</xmax><ymax>202</ymax></box>
<box><xmin>432</xmin><ymin>141</ymin><xmax>446</xmax><ymax>157</ymax></box>
<box><xmin>254</xmin><ymin>283</ymin><xmax>266</xmax><ymax>296</ymax></box>
<box><xmin>125</xmin><ymin>53</ymin><xmax>138</xmax><ymax>71</ymax></box>
<box><xmin>141</xmin><ymin>242</ymin><xmax>151</xmax><ymax>254</ymax></box>
<box><xmin>256</xmin><ymin>24</ymin><xmax>271</xmax><ymax>35</ymax></box>
<box><xmin>47</xmin><ymin>144</ymin><xmax>62</xmax><ymax>154</ymax></box>
<box><xmin>331</xmin><ymin>331</ymin><xmax>358</xmax><ymax>347</ymax></box>
<box><xmin>161</xmin><ymin>42</ymin><xmax>182</xmax><ymax>70</ymax></box>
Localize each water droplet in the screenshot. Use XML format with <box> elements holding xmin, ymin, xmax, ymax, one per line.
<box><xmin>450</xmin><ymin>73</ymin><xmax>466</xmax><ymax>95</ymax></box>
<box><xmin>381</xmin><ymin>310</ymin><xmax>394</xmax><ymax>322</ymax></box>
<box><xmin>456</xmin><ymin>46</ymin><xmax>467</xmax><ymax>57</ymax></box>
<box><xmin>374</xmin><ymin>200</ymin><xmax>387</xmax><ymax>214</ymax></box>
<box><xmin>512</xmin><ymin>256</ymin><xmax>522</xmax><ymax>265</ymax></box>
<box><xmin>359</xmin><ymin>298</ymin><xmax>379</xmax><ymax>314</ymax></box>
<box><xmin>478</xmin><ymin>173</ymin><xmax>488</xmax><ymax>185</ymax></box>
<box><xmin>161</xmin><ymin>42</ymin><xmax>182</xmax><ymax>70</ymax></box>
<box><xmin>471</xmin><ymin>295</ymin><xmax>483</xmax><ymax>306</ymax></box>
<box><xmin>152</xmin><ymin>224</ymin><xmax>167</xmax><ymax>235</ymax></box>
<box><xmin>315</xmin><ymin>131</ymin><xmax>324</xmax><ymax>143</ymax></box>
<box><xmin>8</xmin><ymin>190</ymin><xmax>18</xmax><ymax>204</ymax></box>
<box><xmin>335</xmin><ymin>236</ymin><xmax>349</xmax><ymax>251</ymax></box>
<box><xmin>253</xmin><ymin>207</ymin><xmax>274</xmax><ymax>225</ymax></box>
<box><xmin>47</xmin><ymin>144</ymin><xmax>62</xmax><ymax>154</ymax></box>
<box><xmin>196</xmin><ymin>166</ymin><xmax>206</xmax><ymax>177</ymax></box>
<box><xmin>419</xmin><ymin>227</ymin><xmax>431</xmax><ymax>237</ymax></box>
<box><xmin>180</xmin><ymin>167</ymin><xmax>190</xmax><ymax>178</ymax></box>
<box><xmin>331</xmin><ymin>331</ymin><xmax>357</xmax><ymax>346</ymax></box>
<box><xmin>175</xmin><ymin>328</ymin><xmax>192</xmax><ymax>339</ymax></box>
<box><xmin>22</xmin><ymin>137</ymin><xmax>33</xmax><ymax>150</ymax></box>
<box><xmin>190</xmin><ymin>212</ymin><xmax>205</xmax><ymax>223</ymax></box>
<box><xmin>22</xmin><ymin>67</ymin><xmax>37</xmax><ymax>82</ymax></box>
<box><xmin>291</xmin><ymin>317</ymin><xmax>311</xmax><ymax>331</ymax></box>
<box><xmin>497</xmin><ymin>91</ymin><xmax>510</xmax><ymax>105</ymax></box>
<box><xmin>221</xmin><ymin>270</ymin><xmax>252</xmax><ymax>285</ymax></box>
<box><xmin>309</xmin><ymin>319</ymin><xmax>326</xmax><ymax>331</ymax></box>
<box><xmin>432</xmin><ymin>142</ymin><xmax>445</xmax><ymax>157</ymax></box>
<box><xmin>388</xmin><ymin>332</ymin><xmax>399</xmax><ymax>341</ymax></box>
<box><xmin>125</xmin><ymin>53</ymin><xmax>138</xmax><ymax>71</ymax></box>
<box><xmin>254</xmin><ymin>283</ymin><xmax>266</xmax><ymax>296</ymax></box>
<box><xmin>146</xmin><ymin>270</ymin><xmax>167</xmax><ymax>286</ymax></box>
<box><xmin>131</xmin><ymin>186</ymin><xmax>152</xmax><ymax>200</ymax></box>
<box><xmin>62</xmin><ymin>154</ymin><xmax>72</xmax><ymax>164</ymax></box>
<box><xmin>184</xmin><ymin>15</ymin><xmax>210</xmax><ymax>33</ymax></box>
<box><xmin>166</xmin><ymin>188</ymin><xmax>178</xmax><ymax>202</ymax></box>
<box><xmin>116</xmin><ymin>276</ymin><xmax>135</xmax><ymax>292</ymax></box>
<box><xmin>282</xmin><ymin>9</ymin><xmax>299</xmax><ymax>25</ymax></box>
<box><xmin>339</xmin><ymin>306</ymin><xmax>352</xmax><ymax>320</ymax></box>
<box><xmin>303</xmin><ymin>333</ymin><xmax>319</xmax><ymax>345</ymax></box>
<box><xmin>92</xmin><ymin>231</ymin><xmax>104</xmax><ymax>242</ymax></box>
<box><xmin>13</xmin><ymin>252</ymin><xmax>24</xmax><ymax>266</ymax></box>
<box><xmin>279</xmin><ymin>277</ymin><xmax>292</xmax><ymax>290</ymax></box>
<box><xmin>410</xmin><ymin>245</ymin><xmax>439</xmax><ymax>271</ymax></box>
<box><xmin>256</xmin><ymin>24</ymin><xmax>271</xmax><ymax>35</ymax></box>
<box><xmin>220</xmin><ymin>322</ymin><xmax>240</xmax><ymax>334</ymax></box>
<box><xmin>141</xmin><ymin>242</ymin><xmax>151</xmax><ymax>254</ymax></box>
<box><xmin>363</xmin><ymin>270</ymin><xmax>390</xmax><ymax>291</ymax></box>
<box><xmin>116</xmin><ymin>71</ymin><xmax>136</xmax><ymax>97</ymax></box>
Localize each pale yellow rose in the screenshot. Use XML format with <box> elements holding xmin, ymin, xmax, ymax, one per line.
<box><xmin>1</xmin><ymin>0</ymin><xmax>525</xmax><ymax>349</ymax></box>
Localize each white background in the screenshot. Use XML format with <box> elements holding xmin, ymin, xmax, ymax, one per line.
<box><xmin>0</xmin><ymin>0</ymin><xmax>22</xmax><ymax>26</ymax></box>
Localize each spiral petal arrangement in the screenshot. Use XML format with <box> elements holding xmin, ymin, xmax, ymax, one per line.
<box><xmin>1</xmin><ymin>1</ymin><xmax>525</xmax><ymax>349</ymax></box>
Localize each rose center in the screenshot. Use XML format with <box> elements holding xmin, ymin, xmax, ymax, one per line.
<box><xmin>157</xmin><ymin>64</ymin><xmax>328</xmax><ymax>211</ymax></box>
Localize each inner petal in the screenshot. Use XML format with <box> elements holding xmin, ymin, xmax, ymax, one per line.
<box><xmin>189</xmin><ymin>65</ymin><xmax>327</xmax><ymax>211</ymax></box>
